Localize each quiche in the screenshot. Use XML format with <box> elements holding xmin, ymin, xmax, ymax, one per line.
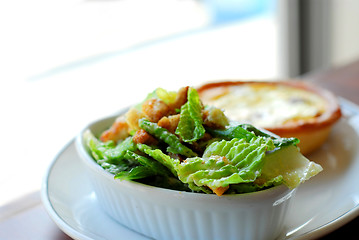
<box><xmin>197</xmin><ymin>80</ymin><xmax>342</xmax><ymax>155</ymax></box>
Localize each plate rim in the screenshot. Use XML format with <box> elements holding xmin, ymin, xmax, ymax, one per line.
<box><xmin>40</xmin><ymin>139</ymin><xmax>94</xmax><ymax>240</ymax></box>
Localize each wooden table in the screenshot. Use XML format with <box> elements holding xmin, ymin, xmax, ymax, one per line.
<box><xmin>1</xmin><ymin>59</ymin><xmax>359</xmax><ymax>240</ymax></box>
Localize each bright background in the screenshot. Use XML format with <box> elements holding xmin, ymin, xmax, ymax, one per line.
<box><xmin>0</xmin><ymin>0</ymin><xmax>279</xmax><ymax>206</ymax></box>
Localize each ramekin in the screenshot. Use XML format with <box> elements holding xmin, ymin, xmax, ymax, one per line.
<box><xmin>76</xmin><ymin>115</ymin><xmax>296</xmax><ymax>240</ymax></box>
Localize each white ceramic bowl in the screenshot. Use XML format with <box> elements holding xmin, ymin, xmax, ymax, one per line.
<box><xmin>76</xmin><ymin>114</ymin><xmax>297</xmax><ymax>240</ymax></box>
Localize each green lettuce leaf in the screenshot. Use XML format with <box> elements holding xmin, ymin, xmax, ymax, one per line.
<box><xmin>207</xmin><ymin>123</ymin><xmax>299</xmax><ymax>148</ymax></box>
<box><xmin>96</xmin><ymin>159</ymin><xmax>136</xmax><ymax>175</ymax></box>
<box><xmin>203</xmin><ymin>137</ymin><xmax>275</xmax><ymax>167</ymax></box>
<box><xmin>84</xmin><ymin>130</ymin><xmax>115</xmax><ymax>161</ymax></box>
<box><xmin>84</xmin><ymin>130</ymin><xmax>140</xmax><ymax>174</ymax></box>
<box><xmin>84</xmin><ymin>130</ymin><xmax>137</xmax><ymax>165</ymax></box>
<box><xmin>175</xmin><ymin>87</ymin><xmax>205</xmax><ymax>143</ymax></box>
<box><xmin>206</xmin><ymin>125</ymin><xmax>255</xmax><ymax>142</ymax></box>
<box><xmin>176</xmin><ymin>137</ymin><xmax>275</xmax><ymax>190</ymax></box>
<box><xmin>228</xmin><ymin>175</ymin><xmax>283</xmax><ymax>194</ymax></box>
<box><xmin>155</xmin><ymin>88</ymin><xmax>177</xmax><ymax>105</ymax></box>
<box><xmin>261</xmin><ymin>145</ymin><xmax>323</xmax><ymax>189</ymax></box>
<box><xmin>138</xmin><ymin>118</ymin><xmax>197</xmax><ymax>157</ymax></box>
<box><xmin>124</xmin><ymin>150</ymin><xmax>171</xmax><ymax>177</ymax></box>
<box><xmin>103</xmin><ymin>137</ymin><xmax>137</xmax><ymax>164</ymax></box>
<box><xmin>114</xmin><ymin>166</ymin><xmax>155</xmax><ymax>180</ymax></box>
<box><xmin>139</xmin><ymin>175</ymin><xmax>193</xmax><ymax>192</ymax></box>
<box><xmin>137</xmin><ymin>143</ymin><xmax>180</xmax><ymax>177</ymax></box>
<box><xmin>239</xmin><ymin>124</ymin><xmax>300</xmax><ymax>147</ymax></box>
<box><xmin>176</xmin><ymin>156</ymin><xmax>242</xmax><ymax>189</ymax></box>
<box><xmin>133</xmin><ymin>87</ymin><xmax>177</xmax><ymax>111</ymax></box>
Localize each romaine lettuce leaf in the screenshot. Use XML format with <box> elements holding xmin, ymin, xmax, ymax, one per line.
<box><xmin>175</xmin><ymin>87</ymin><xmax>205</xmax><ymax>143</ymax></box>
<box><xmin>84</xmin><ymin>130</ymin><xmax>137</xmax><ymax>165</ymax></box>
<box><xmin>84</xmin><ymin>130</ymin><xmax>140</xmax><ymax>175</ymax></box>
<box><xmin>207</xmin><ymin>123</ymin><xmax>299</xmax><ymax>148</ymax></box>
<box><xmin>176</xmin><ymin>156</ymin><xmax>243</xmax><ymax>189</ymax></box>
<box><xmin>133</xmin><ymin>87</ymin><xmax>177</xmax><ymax>111</ymax></box>
<box><xmin>125</xmin><ymin>150</ymin><xmax>171</xmax><ymax>177</ymax></box>
<box><xmin>239</xmin><ymin>124</ymin><xmax>300</xmax><ymax>147</ymax></box>
<box><xmin>261</xmin><ymin>145</ymin><xmax>323</xmax><ymax>189</ymax></box>
<box><xmin>102</xmin><ymin>137</ymin><xmax>137</xmax><ymax>164</ymax></box>
<box><xmin>137</xmin><ymin>143</ymin><xmax>180</xmax><ymax>177</ymax></box>
<box><xmin>114</xmin><ymin>165</ymin><xmax>155</xmax><ymax>180</ymax></box>
<box><xmin>203</xmin><ymin>137</ymin><xmax>275</xmax><ymax>167</ymax></box>
<box><xmin>228</xmin><ymin>175</ymin><xmax>283</xmax><ymax>194</ymax></box>
<box><xmin>175</xmin><ymin>137</ymin><xmax>275</xmax><ymax>191</ymax></box>
<box><xmin>96</xmin><ymin>159</ymin><xmax>136</xmax><ymax>175</ymax></box>
<box><xmin>155</xmin><ymin>88</ymin><xmax>177</xmax><ymax>105</ymax></box>
<box><xmin>138</xmin><ymin>118</ymin><xmax>197</xmax><ymax>157</ymax></box>
<box><xmin>84</xmin><ymin>130</ymin><xmax>115</xmax><ymax>161</ymax></box>
<box><xmin>206</xmin><ymin>125</ymin><xmax>256</xmax><ymax>142</ymax></box>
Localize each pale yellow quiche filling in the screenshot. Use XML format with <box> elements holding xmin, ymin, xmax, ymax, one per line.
<box><xmin>200</xmin><ymin>84</ymin><xmax>327</xmax><ymax>128</ymax></box>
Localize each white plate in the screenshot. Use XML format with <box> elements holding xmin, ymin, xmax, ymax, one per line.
<box><xmin>41</xmin><ymin>98</ymin><xmax>359</xmax><ymax>240</ymax></box>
